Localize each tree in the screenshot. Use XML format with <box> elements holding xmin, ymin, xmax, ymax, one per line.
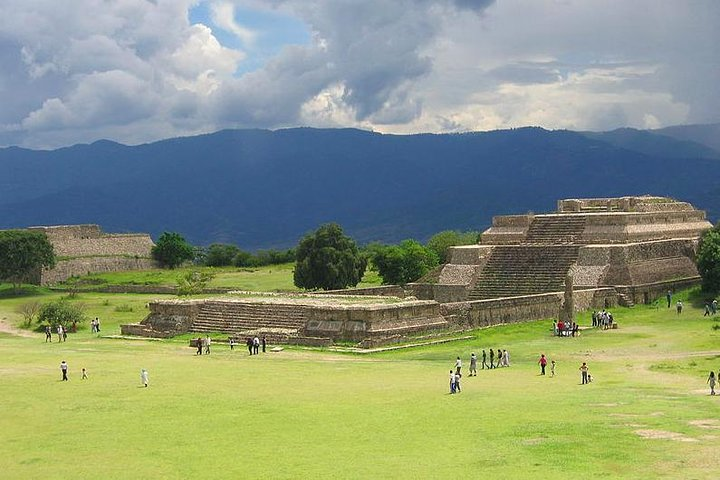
<box><xmin>426</xmin><ymin>230</ymin><xmax>480</xmax><ymax>263</ymax></box>
<box><xmin>0</xmin><ymin>230</ymin><xmax>55</xmax><ymax>291</ymax></box>
<box><xmin>152</xmin><ymin>232</ymin><xmax>195</xmax><ymax>269</ymax></box>
<box><xmin>204</xmin><ymin>243</ymin><xmax>240</xmax><ymax>267</ymax></box>
<box><xmin>371</xmin><ymin>240</ymin><xmax>439</xmax><ymax>285</ymax></box>
<box><xmin>294</xmin><ymin>223</ymin><xmax>366</xmax><ymax>290</ymax></box>
<box><xmin>177</xmin><ymin>270</ymin><xmax>215</xmax><ymax>296</ymax></box>
<box><xmin>17</xmin><ymin>301</ymin><xmax>41</xmax><ymax>328</ymax></box>
<box><xmin>697</xmin><ymin>223</ymin><xmax>720</xmax><ymax>292</ymax></box>
<box><xmin>37</xmin><ymin>299</ymin><xmax>87</xmax><ymax>329</ymax></box>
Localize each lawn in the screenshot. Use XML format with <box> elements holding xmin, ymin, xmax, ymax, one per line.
<box><xmin>1</xmin><ymin>286</ymin><xmax>719</xmax><ymax>478</ymax></box>
<box><xmin>59</xmin><ymin>263</ymin><xmax>383</xmax><ymax>292</ymax></box>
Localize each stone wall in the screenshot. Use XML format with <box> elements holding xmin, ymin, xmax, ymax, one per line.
<box><xmin>312</xmin><ymin>285</ymin><xmax>407</xmax><ymax>297</ymax></box>
<box><xmin>41</xmin><ymin>257</ymin><xmax>156</xmax><ymax>285</ymax></box>
<box><xmin>441</xmin><ymin>288</ymin><xmax>617</xmax><ymax>329</ymax></box>
<box><xmin>21</xmin><ymin>224</ymin><xmax>157</xmax><ymax>285</ymax></box>
<box><xmin>121</xmin><ymin>300</ymin><xmax>203</xmax><ymax>337</ymax></box>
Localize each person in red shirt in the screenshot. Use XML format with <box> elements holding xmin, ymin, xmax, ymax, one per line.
<box><xmin>538</xmin><ymin>354</ymin><xmax>547</xmax><ymax>375</ymax></box>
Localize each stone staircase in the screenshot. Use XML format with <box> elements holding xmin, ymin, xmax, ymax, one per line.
<box><xmin>191</xmin><ymin>301</ymin><xmax>308</xmax><ymax>342</ymax></box>
<box><xmin>523</xmin><ymin>215</ymin><xmax>587</xmax><ymax>244</ymax></box>
<box><xmin>468</xmin><ymin>245</ymin><xmax>580</xmax><ymax>300</ymax></box>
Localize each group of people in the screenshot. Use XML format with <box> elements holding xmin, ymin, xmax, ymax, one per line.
<box><xmin>90</xmin><ymin>317</ymin><xmax>101</xmax><ymax>333</ymax></box>
<box><xmin>58</xmin><ymin>360</ymin><xmax>148</xmax><ymax>386</ymax></box>
<box><xmin>553</xmin><ymin>319</ymin><xmax>579</xmax><ymax>337</ymax></box>
<box><xmin>45</xmin><ymin>325</ymin><xmax>68</xmax><ymax>342</ymax></box>
<box><xmin>591</xmin><ymin>310</ymin><xmax>614</xmax><ymax>330</ymax></box>
<box><xmin>195</xmin><ymin>336</ymin><xmax>212</xmax><ymax>355</ymax></box>
<box><xmin>448</xmin><ymin>349</ymin><xmax>510</xmax><ymax>394</ymax></box>
<box><xmin>245</xmin><ymin>336</ymin><xmax>266</xmax><ymax>355</ymax></box>
<box><xmin>703</xmin><ymin>300</ymin><xmax>718</xmax><ymax>317</ymax></box>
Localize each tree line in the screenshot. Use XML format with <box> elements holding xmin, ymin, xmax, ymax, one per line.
<box><xmin>150</xmin><ymin>225</ymin><xmax>480</xmax><ymax>290</ymax></box>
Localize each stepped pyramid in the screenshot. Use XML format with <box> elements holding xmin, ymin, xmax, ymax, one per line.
<box><xmin>433</xmin><ymin>196</ymin><xmax>711</xmax><ymax>303</ymax></box>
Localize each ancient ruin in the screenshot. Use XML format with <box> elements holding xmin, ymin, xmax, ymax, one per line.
<box><xmin>26</xmin><ymin>224</ymin><xmax>155</xmax><ymax>284</ymax></box>
<box><xmin>122</xmin><ymin>196</ymin><xmax>711</xmax><ymax>347</ymax></box>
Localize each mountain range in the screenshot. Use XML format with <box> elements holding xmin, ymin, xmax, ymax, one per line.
<box><xmin>1</xmin><ymin>124</ymin><xmax>719</xmax><ymax>250</ymax></box>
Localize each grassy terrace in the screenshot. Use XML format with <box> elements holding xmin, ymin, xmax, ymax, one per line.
<box><xmin>60</xmin><ymin>263</ymin><xmax>383</xmax><ymax>292</ymax></box>
<box><xmin>1</xmin><ymin>282</ymin><xmax>720</xmax><ymax>478</ymax></box>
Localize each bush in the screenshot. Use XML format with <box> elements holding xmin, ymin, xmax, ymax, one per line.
<box><xmin>205</xmin><ymin>244</ymin><xmax>241</xmax><ymax>267</ymax></box>
<box><xmin>152</xmin><ymin>232</ymin><xmax>195</xmax><ymax>269</ymax></box>
<box><xmin>37</xmin><ymin>300</ymin><xmax>87</xmax><ymax>329</ymax></box>
<box><xmin>177</xmin><ymin>270</ymin><xmax>215</xmax><ymax>296</ymax></box>
<box><xmin>294</xmin><ymin>223</ymin><xmax>366</xmax><ymax>290</ymax></box>
<box><xmin>370</xmin><ymin>240</ymin><xmax>439</xmax><ymax>285</ymax></box>
<box><xmin>698</xmin><ymin>223</ymin><xmax>720</xmax><ymax>293</ymax></box>
<box><xmin>426</xmin><ymin>230</ymin><xmax>480</xmax><ymax>263</ymax></box>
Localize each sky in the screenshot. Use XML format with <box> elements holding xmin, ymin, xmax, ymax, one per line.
<box><xmin>0</xmin><ymin>0</ymin><xmax>718</xmax><ymax>149</ymax></box>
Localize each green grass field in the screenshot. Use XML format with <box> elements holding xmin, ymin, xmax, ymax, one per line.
<box><xmin>2</xmin><ymin>285</ymin><xmax>720</xmax><ymax>479</ymax></box>
<box><xmin>61</xmin><ymin>263</ymin><xmax>382</xmax><ymax>292</ymax></box>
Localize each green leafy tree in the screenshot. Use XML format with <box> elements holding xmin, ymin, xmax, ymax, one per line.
<box><xmin>205</xmin><ymin>243</ymin><xmax>241</xmax><ymax>267</ymax></box>
<box><xmin>0</xmin><ymin>230</ymin><xmax>55</xmax><ymax>291</ymax></box>
<box><xmin>697</xmin><ymin>224</ymin><xmax>720</xmax><ymax>292</ymax></box>
<box><xmin>371</xmin><ymin>240</ymin><xmax>439</xmax><ymax>285</ymax></box>
<box><xmin>177</xmin><ymin>270</ymin><xmax>216</xmax><ymax>296</ymax></box>
<box><xmin>37</xmin><ymin>299</ymin><xmax>87</xmax><ymax>329</ymax></box>
<box><xmin>152</xmin><ymin>232</ymin><xmax>195</xmax><ymax>269</ymax></box>
<box><xmin>294</xmin><ymin>223</ymin><xmax>366</xmax><ymax>290</ymax></box>
<box><xmin>426</xmin><ymin>230</ymin><xmax>480</xmax><ymax>263</ymax></box>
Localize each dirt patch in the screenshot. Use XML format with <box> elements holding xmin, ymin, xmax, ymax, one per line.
<box><xmin>0</xmin><ymin>319</ymin><xmax>36</xmax><ymax>338</ymax></box>
<box><xmin>634</xmin><ymin>429</ymin><xmax>697</xmax><ymax>442</ymax></box>
<box><xmin>689</xmin><ymin>419</ymin><xmax>720</xmax><ymax>430</ymax></box>
<box><xmin>589</xmin><ymin>402</ymin><xmax>621</xmax><ymax>407</ymax></box>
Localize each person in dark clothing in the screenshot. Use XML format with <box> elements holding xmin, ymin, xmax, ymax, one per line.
<box><xmin>496</xmin><ymin>348</ymin><xmax>503</xmax><ymax>368</ymax></box>
<box><xmin>45</xmin><ymin>326</ymin><xmax>52</xmax><ymax>342</ymax></box>
<box><xmin>60</xmin><ymin>361</ymin><xmax>68</xmax><ymax>381</ymax></box>
<box><xmin>262</xmin><ymin>336</ymin><xmax>267</xmax><ymax>353</ymax></box>
<box><xmin>666</xmin><ymin>290</ymin><xmax>672</xmax><ymax>308</ymax></box>
<box><xmin>196</xmin><ymin>337</ymin><xmax>203</xmax><ymax>355</ymax></box>
<box><xmin>489</xmin><ymin>349</ymin><xmax>495</xmax><ymax>369</ymax></box>
<box><xmin>481</xmin><ymin>350</ymin><xmax>488</xmax><ymax>369</ymax></box>
<box><xmin>246</xmin><ymin>337</ymin><xmax>253</xmax><ymax>355</ymax></box>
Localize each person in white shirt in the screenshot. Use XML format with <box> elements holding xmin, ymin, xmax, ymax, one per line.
<box><xmin>454</xmin><ymin>357</ymin><xmax>462</xmax><ymax>375</ymax></box>
<box><xmin>141</xmin><ymin>369</ymin><xmax>149</xmax><ymax>387</ymax></box>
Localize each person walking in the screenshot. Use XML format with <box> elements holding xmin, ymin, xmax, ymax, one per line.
<box><xmin>253</xmin><ymin>336</ymin><xmax>260</xmax><ymax>355</ymax></box>
<box><xmin>246</xmin><ymin>337</ymin><xmax>253</xmax><ymax>355</ymax></box>
<box><xmin>81</xmin><ymin>368</ymin><xmax>89</xmax><ymax>380</ymax></box>
<box><xmin>204</xmin><ymin>336</ymin><xmax>211</xmax><ymax>355</ymax></box>
<box><xmin>666</xmin><ymin>290</ymin><xmax>672</xmax><ymax>308</ymax></box>
<box><xmin>708</xmin><ymin>371</ymin><xmax>716</xmax><ymax>395</ymax></box>
<box><xmin>60</xmin><ymin>360</ymin><xmax>68</xmax><ymax>381</ymax></box>
<box><xmin>262</xmin><ymin>336</ymin><xmax>267</xmax><ymax>353</ymax></box>
<box><xmin>538</xmin><ymin>354</ymin><xmax>547</xmax><ymax>375</ymax></box>
<box><xmin>454</xmin><ymin>372</ymin><xmax>462</xmax><ymax>393</ymax></box>
<box><xmin>481</xmin><ymin>350</ymin><xmax>488</xmax><ymax>370</ymax></box>
<box><xmin>676</xmin><ymin>301</ymin><xmax>683</xmax><ymax>315</ymax></box>
<box><xmin>141</xmin><ymin>369</ymin><xmax>149</xmax><ymax>387</ymax></box>
<box><xmin>449</xmin><ymin>370</ymin><xmax>456</xmax><ymax>394</ymax></box>
<box><xmin>454</xmin><ymin>357</ymin><xmax>462</xmax><ymax>375</ymax></box>
<box><xmin>489</xmin><ymin>349</ymin><xmax>495</xmax><ymax>369</ymax></box>
<box><xmin>469</xmin><ymin>353</ymin><xmax>477</xmax><ymax>376</ymax></box>
<box><xmin>550</xmin><ymin>360</ymin><xmax>556</xmax><ymax>377</ymax></box>
<box><xmin>57</xmin><ymin>325</ymin><xmax>64</xmax><ymax>342</ymax></box>
<box><xmin>196</xmin><ymin>337</ymin><xmax>203</xmax><ymax>355</ymax></box>
<box><xmin>503</xmin><ymin>349</ymin><xmax>510</xmax><ymax>367</ymax></box>
<box><xmin>705</xmin><ymin>303</ymin><xmax>711</xmax><ymax>316</ymax></box>
<box><xmin>496</xmin><ymin>348</ymin><xmax>503</xmax><ymax>368</ymax></box>
<box><xmin>229</xmin><ymin>337</ymin><xmax>235</xmax><ymax>351</ymax></box>
<box><xmin>45</xmin><ymin>326</ymin><xmax>52</xmax><ymax>343</ymax></box>
<box><xmin>579</xmin><ymin>362</ymin><xmax>589</xmax><ymax>384</ymax></box>
<box><xmin>713</xmin><ymin>299</ymin><xmax>718</xmax><ymax>315</ymax></box>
